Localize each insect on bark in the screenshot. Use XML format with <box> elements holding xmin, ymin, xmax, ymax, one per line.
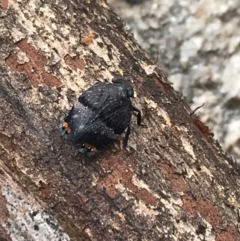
<box><xmin>60</xmin><ymin>77</ymin><xmax>142</xmax><ymax>156</ymax></box>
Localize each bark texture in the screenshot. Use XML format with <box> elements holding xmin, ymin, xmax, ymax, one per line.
<box><xmin>0</xmin><ymin>0</ymin><xmax>240</xmax><ymax>241</ymax></box>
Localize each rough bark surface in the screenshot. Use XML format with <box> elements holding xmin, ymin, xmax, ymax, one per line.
<box><xmin>0</xmin><ymin>0</ymin><xmax>240</xmax><ymax>241</ymax></box>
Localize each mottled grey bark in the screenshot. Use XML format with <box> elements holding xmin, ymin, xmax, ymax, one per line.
<box><xmin>0</xmin><ymin>0</ymin><xmax>239</xmax><ymax>241</ymax></box>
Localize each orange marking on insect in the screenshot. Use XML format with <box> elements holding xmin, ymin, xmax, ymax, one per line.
<box><xmin>84</xmin><ymin>142</ymin><xmax>97</xmax><ymax>151</ymax></box>
<box><xmin>63</xmin><ymin>121</ymin><xmax>71</xmax><ymax>133</ymax></box>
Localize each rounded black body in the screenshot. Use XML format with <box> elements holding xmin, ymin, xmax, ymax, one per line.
<box><xmin>61</xmin><ymin>78</ymin><xmax>141</xmax><ymax>155</ymax></box>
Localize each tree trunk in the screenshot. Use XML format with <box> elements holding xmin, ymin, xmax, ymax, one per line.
<box><xmin>0</xmin><ymin>0</ymin><xmax>239</xmax><ymax>240</ymax></box>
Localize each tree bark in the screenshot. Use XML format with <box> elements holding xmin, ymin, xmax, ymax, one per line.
<box><xmin>0</xmin><ymin>0</ymin><xmax>239</xmax><ymax>241</ymax></box>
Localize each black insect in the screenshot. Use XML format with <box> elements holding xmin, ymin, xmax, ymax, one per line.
<box><xmin>60</xmin><ymin>78</ymin><xmax>142</xmax><ymax>156</ymax></box>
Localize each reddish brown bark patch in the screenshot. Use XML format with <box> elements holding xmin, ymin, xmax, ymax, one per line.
<box><xmin>39</xmin><ymin>180</ymin><xmax>51</xmax><ymax>199</ymax></box>
<box><xmin>154</xmin><ymin>77</ymin><xmax>168</xmax><ymax>92</ymax></box>
<box><xmin>161</xmin><ymin>164</ymin><xmax>189</xmax><ymax>192</ymax></box>
<box><xmin>0</xmin><ymin>0</ymin><xmax>8</xmax><ymax>10</ymax></box>
<box><xmin>5</xmin><ymin>38</ymin><xmax>62</xmax><ymax>87</ymax></box>
<box><xmin>216</xmin><ymin>226</ymin><xmax>238</xmax><ymax>241</ymax></box>
<box><xmin>125</xmin><ymin>178</ymin><xmax>157</xmax><ymax>207</ymax></box>
<box><xmin>182</xmin><ymin>194</ymin><xmax>221</xmax><ymax>228</ymax></box>
<box><xmin>64</xmin><ymin>54</ymin><xmax>85</xmax><ymax>71</ymax></box>
<box><xmin>98</xmin><ymin>152</ymin><xmax>157</xmax><ymax>207</ymax></box>
<box><xmin>191</xmin><ymin>118</ymin><xmax>214</xmax><ymax>138</ymax></box>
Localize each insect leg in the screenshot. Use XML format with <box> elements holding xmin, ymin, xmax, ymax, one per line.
<box><xmin>123</xmin><ymin>125</ymin><xmax>131</xmax><ymax>148</ymax></box>
<box><xmin>132</xmin><ymin>106</ymin><xmax>142</xmax><ymax>125</ymax></box>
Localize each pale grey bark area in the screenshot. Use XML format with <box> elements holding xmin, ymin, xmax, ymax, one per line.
<box><xmin>0</xmin><ymin>0</ymin><xmax>240</xmax><ymax>241</ymax></box>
